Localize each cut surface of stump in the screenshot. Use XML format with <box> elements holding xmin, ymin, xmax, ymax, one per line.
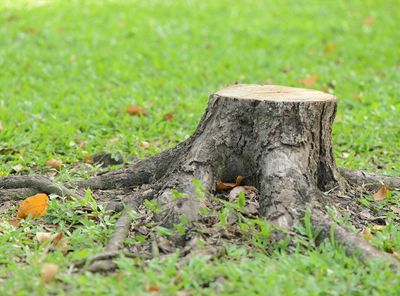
<box><xmin>2</xmin><ymin>84</ymin><xmax>400</xmax><ymax>271</ymax></box>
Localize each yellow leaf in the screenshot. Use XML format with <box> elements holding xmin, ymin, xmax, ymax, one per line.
<box><xmin>17</xmin><ymin>193</ymin><xmax>48</xmax><ymax>219</ymax></box>
<box><xmin>373</xmin><ymin>185</ymin><xmax>389</xmax><ymax>201</ymax></box>
<box><xmin>41</xmin><ymin>263</ymin><xmax>59</xmax><ymax>284</ymax></box>
<box><xmin>46</xmin><ymin>159</ymin><xmax>63</xmax><ymax>171</ymax></box>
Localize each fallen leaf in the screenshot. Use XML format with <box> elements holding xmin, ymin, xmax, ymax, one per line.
<box><xmin>390</xmin><ymin>206</ymin><xmax>400</xmax><ymax>214</ymax></box>
<box><xmin>147</xmin><ymin>284</ymin><xmax>160</xmax><ymax>293</ymax></box>
<box><xmin>341</xmin><ymin>151</ymin><xmax>350</xmax><ymax>158</ymax></box>
<box><xmin>139</xmin><ymin>141</ymin><xmax>150</xmax><ymax>149</ymax></box>
<box><xmin>41</xmin><ymin>263</ymin><xmax>59</xmax><ymax>284</ymax></box>
<box><xmin>364</xmin><ymin>16</ymin><xmax>375</xmax><ymax>27</ymax></box>
<box><xmin>360</xmin><ymin>227</ymin><xmax>373</xmax><ymax>239</ymax></box>
<box><xmin>17</xmin><ymin>193</ymin><xmax>48</xmax><ymax>219</ymax></box>
<box><xmin>7</xmin><ymin>219</ymin><xmax>20</xmax><ymax>228</ymax></box>
<box><xmin>83</xmin><ymin>155</ymin><xmax>94</xmax><ymax>164</ymax></box>
<box><xmin>323</xmin><ymin>42</ymin><xmax>337</xmax><ymax>56</ymax></box>
<box><xmin>228</xmin><ymin>186</ymin><xmax>246</xmax><ymax>201</ymax></box>
<box><xmin>52</xmin><ymin>232</ymin><xmax>64</xmax><ymax>246</ymax></box>
<box><xmin>12</xmin><ymin>164</ymin><xmax>23</xmax><ymax>173</ymax></box>
<box><xmin>46</xmin><ymin>159</ymin><xmax>63</xmax><ymax>171</ymax></box>
<box><xmin>299</xmin><ymin>74</ymin><xmax>318</xmax><ymax>87</ymax></box>
<box><xmin>36</xmin><ymin>232</ymin><xmax>52</xmax><ymax>244</ymax></box>
<box><xmin>164</xmin><ymin>112</ymin><xmax>174</xmax><ymax>121</ymax></box>
<box><xmin>373</xmin><ymin>184</ymin><xmax>389</xmax><ymax>201</ymax></box>
<box><xmin>216</xmin><ymin>176</ymin><xmax>244</xmax><ymax>190</ymax></box>
<box><xmin>126</xmin><ymin>105</ymin><xmax>146</xmax><ymax>116</ymax></box>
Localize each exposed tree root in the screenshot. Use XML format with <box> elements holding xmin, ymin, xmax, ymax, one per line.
<box><xmin>339</xmin><ymin>167</ymin><xmax>400</xmax><ymax>190</ymax></box>
<box><xmin>83</xmin><ymin>207</ymin><xmax>136</xmax><ymax>272</ymax></box>
<box><xmin>0</xmin><ymin>175</ymin><xmax>81</xmax><ymax>199</ymax></box>
<box><xmin>313</xmin><ymin>210</ymin><xmax>400</xmax><ymax>271</ymax></box>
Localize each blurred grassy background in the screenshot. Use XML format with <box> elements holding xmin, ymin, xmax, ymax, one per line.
<box><xmin>1</xmin><ymin>0</ymin><xmax>399</xmax><ymax>177</ymax></box>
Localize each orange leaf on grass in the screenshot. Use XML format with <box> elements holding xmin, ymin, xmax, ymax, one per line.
<box><xmin>299</xmin><ymin>74</ymin><xmax>318</xmax><ymax>88</ymax></box>
<box><xmin>164</xmin><ymin>112</ymin><xmax>174</xmax><ymax>121</ymax></box>
<box><xmin>126</xmin><ymin>105</ymin><xmax>147</xmax><ymax>116</ymax></box>
<box><xmin>147</xmin><ymin>284</ymin><xmax>160</xmax><ymax>293</ymax></box>
<box><xmin>17</xmin><ymin>193</ymin><xmax>48</xmax><ymax>219</ymax></box>
<box><xmin>373</xmin><ymin>184</ymin><xmax>389</xmax><ymax>201</ymax></box>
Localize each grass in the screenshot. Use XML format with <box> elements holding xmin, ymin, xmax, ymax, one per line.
<box><xmin>0</xmin><ymin>0</ymin><xmax>400</xmax><ymax>294</ymax></box>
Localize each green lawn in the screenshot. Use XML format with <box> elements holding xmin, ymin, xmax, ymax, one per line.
<box><xmin>1</xmin><ymin>0</ymin><xmax>400</xmax><ymax>294</ymax></box>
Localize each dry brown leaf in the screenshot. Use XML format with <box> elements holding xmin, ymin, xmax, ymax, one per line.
<box><xmin>36</xmin><ymin>232</ymin><xmax>52</xmax><ymax>244</ymax></box>
<box><xmin>216</xmin><ymin>176</ymin><xmax>244</xmax><ymax>190</ymax></box>
<box><xmin>147</xmin><ymin>284</ymin><xmax>160</xmax><ymax>293</ymax></box>
<box><xmin>373</xmin><ymin>184</ymin><xmax>389</xmax><ymax>201</ymax></box>
<box><xmin>390</xmin><ymin>206</ymin><xmax>400</xmax><ymax>214</ymax></box>
<box><xmin>46</xmin><ymin>159</ymin><xmax>63</xmax><ymax>171</ymax></box>
<box><xmin>228</xmin><ymin>186</ymin><xmax>246</xmax><ymax>201</ymax></box>
<box><xmin>12</xmin><ymin>164</ymin><xmax>23</xmax><ymax>173</ymax></box>
<box><xmin>41</xmin><ymin>263</ymin><xmax>59</xmax><ymax>284</ymax></box>
<box><xmin>126</xmin><ymin>105</ymin><xmax>146</xmax><ymax>116</ymax></box>
<box><xmin>52</xmin><ymin>232</ymin><xmax>64</xmax><ymax>246</ymax></box>
<box><xmin>323</xmin><ymin>42</ymin><xmax>337</xmax><ymax>56</ymax></box>
<box><xmin>139</xmin><ymin>141</ymin><xmax>150</xmax><ymax>149</ymax></box>
<box><xmin>164</xmin><ymin>112</ymin><xmax>174</xmax><ymax>121</ymax></box>
<box><xmin>17</xmin><ymin>193</ymin><xmax>48</xmax><ymax>219</ymax></box>
<box><xmin>83</xmin><ymin>155</ymin><xmax>94</xmax><ymax>164</ymax></box>
<box><xmin>360</xmin><ymin>227</ymin><xmax>373</xmax><ymax>239</ymax></box>
<box><xmin>7</xmin><ymin>219</ymin><xmax>20</xmax><ymax>228</ymax></box>
<box><xmin>299</xmin><ymin>74</ymin><xmax>318</xmax><ymax>87</ymax></box>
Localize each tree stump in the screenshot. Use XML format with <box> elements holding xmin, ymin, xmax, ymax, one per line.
<box><xmin>2</xmin><ymin>84</ymin><xmax>400</xmax><ymax>271</ymax></box>
<box><xmin>154</xmin><ymin>84</ymin><xmax>344</xmax><ymax>227</ymax></box>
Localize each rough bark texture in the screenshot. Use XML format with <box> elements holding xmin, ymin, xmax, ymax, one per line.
<box><xmin>2</xmin><ymin>84</ymin><xmax>400</xmax><ymax>271</ymax></box>
<box><xmin>151</xmin><ymin>84</ymin><xmax>345</xmax><ymax>227</ymax></box>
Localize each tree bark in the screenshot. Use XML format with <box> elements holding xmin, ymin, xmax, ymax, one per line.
<box><xmin>152</xmin><ymin>84</ymin><xmax>345</xmax><ymax>227</ymax></box>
